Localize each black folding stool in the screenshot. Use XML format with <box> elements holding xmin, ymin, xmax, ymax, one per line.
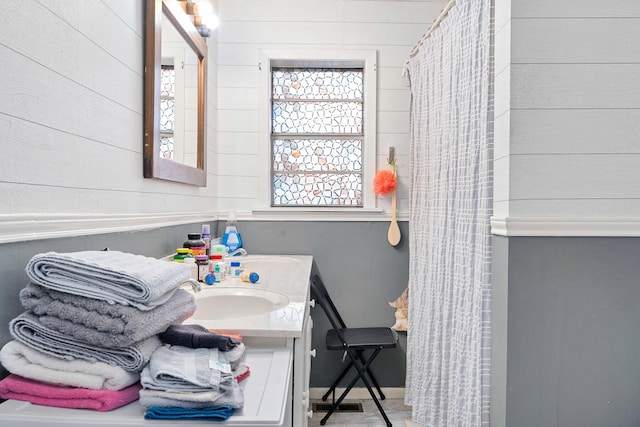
<box><xmin>310</xmin><ymin>274</ymin><xmax>397</xmax><ymax>427</ymax></box>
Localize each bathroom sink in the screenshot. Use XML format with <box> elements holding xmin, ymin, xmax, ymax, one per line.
<box><xmin>237</xmin><ymin>255</ymin><xmax>301</xmax><ymax>269</ymax></box>
<box><xmin>190</xmin><ymin>287</ymin><xmax>290</xmax><ymax>320</ymax></box>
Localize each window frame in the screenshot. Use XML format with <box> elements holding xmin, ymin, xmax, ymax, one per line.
<box><xmin>258</xmin><ymin>49</ymin><xmax>378</xmax><ymax>212</ymax></box>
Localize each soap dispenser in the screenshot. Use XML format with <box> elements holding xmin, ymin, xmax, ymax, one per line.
<box><xmin>222</xmin><ymin>212</ymin><xmax>242</xmax><ymax>253</ymax></box>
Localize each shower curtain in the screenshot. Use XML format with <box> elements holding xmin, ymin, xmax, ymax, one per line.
<box><xmin>404</xmin><ymin>0</ymin><xmax>493</xmax><ymax>425</ymax></box>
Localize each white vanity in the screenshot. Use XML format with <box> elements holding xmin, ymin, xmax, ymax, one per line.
<box><xmin>183</xmin><ymin>254</ymin><xmax>315</xmax><ymax>427</ymax></box>
<box><xmin>0</xmin><ymin>254</ymin><xmax>314</xmax><ymax>427</ymax></box>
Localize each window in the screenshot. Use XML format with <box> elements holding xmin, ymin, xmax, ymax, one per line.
<box><xmin>259</xmin><ymin>50</ymin><xmax>377</xmax><ymax>211</ymax></box>
<box><xmin>160</xmin><ymin>65</ymin><xmax>175</xmax><ymax>160</ymax></box>
<box><xmin>271</xmin><ymin>68</ymin><xmax>364</xmax><ymax>206</ymax></box>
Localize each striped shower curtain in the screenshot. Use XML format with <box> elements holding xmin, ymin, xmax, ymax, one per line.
<box><xmin>404</xmin><ymin>0</ymin><xmax>493</xmax><ymax>425</ymax></box>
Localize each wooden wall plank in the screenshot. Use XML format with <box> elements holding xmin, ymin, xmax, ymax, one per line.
<box><xmin>513</xmin><ymin>18</ymin><xmax>640</xmax><ymax>64</ymax></box>
<box><xmin>512</xmin><ymin>64</ymin><xmax>640</xmax><ymax>109</ymax></box>
<box><xmin>510</xmin><ymin>154</ymin><xmax>640</xmax><ymax>200</ymax></box>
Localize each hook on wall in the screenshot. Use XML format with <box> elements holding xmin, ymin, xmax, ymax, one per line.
<box><xmin>387</xmin><ymin>146</ymin><xmax>396</xmax><ymax>175</ymax></box>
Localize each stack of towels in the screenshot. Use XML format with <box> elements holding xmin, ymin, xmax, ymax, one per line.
<box><xmin>139</xmin><ymin>324</ymin><xmax>249</xmax><ymax>421</ymax></box>
<box><xmin>0</xmin><ymin>250</ymin><xmax>197</xmax><ymax>412</ymax></box>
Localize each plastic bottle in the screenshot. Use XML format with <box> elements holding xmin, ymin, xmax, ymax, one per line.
<box><xmin>210</xmin><ymin>254</ymin><xmax>226</xmax><ymax>281</ymax></box>
<box><xmin>183</xmin><ymin>257</ymin><xmax>198</xmax><ymax>281</ymax></box>
<box><xmin>221</xmin><ymin>212</ymin><xmax>242</xmax><ymax>253</ymax></box>
<box><xmin>195</xmin><ymin>255</ymin><xmax>210</xmax><ymax>282</ymax></box>
<box><xmin>201</xmin><ymin>224</ymin><xmax>211</xmax><ymax>256</ymax></box>
<box><xmin>240</xmin><ymin>271</ymin><xmax>259</xmax><ymax>284</ymax></box>
<box><xmin>229</xmin><ymin>261</ymin><xmax>243</xmax><ymax>278</ymax></box>
<box><xmin>173</xmin><ymin>248</ymin><xmax>194</xmax><ymax>263</ymax></box>
<box><xmin>183</xmin><ymin>233</ymin><xmax>206</xmax><ymax>256</ymax></box>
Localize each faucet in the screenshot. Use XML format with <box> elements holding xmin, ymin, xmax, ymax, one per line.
<box><xmin>186</xmin><ymin>279</ymin><xmax>202</xmax><ymax>293</ymax></box>
<box><xmin>227</xmin><ymin>248</ymin><xmax>247</xmax><ymax>257</ymax></box>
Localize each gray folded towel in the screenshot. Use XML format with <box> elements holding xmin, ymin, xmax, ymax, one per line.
<box><xmin>10</xmin><ymin>311</ymin><xmax>160</xmax><ymax>372</ymax></box>
<box><xmin>20</xmin><ymin>284</ymin><xmax>196</xmax><ymax>348</ymax></box>
<box><xmin>141</xmin><ymin>345</ymin><xmax>234</xmax><ymax>393</ymax></box>
<box><xmin>0</xmin><ymin>340</ymin><xmax>140</xmax><ymax>391</ymax></box>
<box><xmin>26</xmin><ymin>251</ymin><xmax>191</xmax><ymax>310</ymax></box>
<box><xmin>138</xmin><ymin>384</ymin><xmax>244</xmax><ymax>409</ymax></box>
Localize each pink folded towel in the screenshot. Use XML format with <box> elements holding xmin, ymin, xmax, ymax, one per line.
<box><xmin>0</xmin><ymin>374</ymin><xmax>141</xmax><ymax>412</ymax></box>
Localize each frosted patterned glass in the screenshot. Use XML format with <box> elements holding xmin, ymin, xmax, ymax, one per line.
<box><xmin>273</xmin><ymin>173</ymin><xmax>362</xmax><ymax>206</ymax></box>
<box><xmin>272</xmin><ymin>101</ymin><xmax>362</xmax><ymax>134</ymax></box>
<box><xmin>271</xmin><ymin>67</ymin><xmax>364</xmax><ymax>206</ymax></box>
<box><xmin>161</xmin><ymin>67</ymin><xmax>175</xmax><ymax>97</ymax></box>
<box><xmin>273</xmin><ymin>139</ymin><xmax>362</xmax><ymax>172</ymax></box>
<box><xmin>272</xmin><ymin>68</ymin><xmax>363</xmax><ymax>100</ymax></box>
<box><xmin>160</xmin><ymin>99</ymin><xmax>174</xmax><ymax>131</ymax></box>
<box><xmin>160</xmin><ymin>136</ymin><xmax>173</xmax><ymax>160</ymax></box>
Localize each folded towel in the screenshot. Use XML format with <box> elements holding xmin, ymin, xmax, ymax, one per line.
<box><xmin>209</xmin><ymin>330</ymin><xmax>243</xmax><ymax>342</ymax></box>
<box><xmin>160</xmin><ymin>324</ymin><xmax>240</xmax><ymax>351</ymax></box>
<box><xmin>10</xmin><ymin>312</ymin><xmax>160</xmax><ymax>372</ymax></box>
<box><xmin>0</xmin><ymin>340</ymin><xmax>140</xmax><ymax>390</ymax></box>
<box><xmin>226</xmin><ymin>343</ymin><xmax>246</xmax><ymax>371</ymax></box>
<box><xmin>141</xmin><ymin>345</ymin><xmax>234</xmax><ymax>393</ymax></box>
<box><xmin>144</xmin><ymin>405</ymin><xmax>234</xmax><ymax>421</ymax></box>
<box><xmin>26</xmin><ymin>250</ymin><xmax>192</xmax><ymax>310</ymax></box>
<box><xmin>0</xmin><ymin>374</ymin><xmax>141</xmax><ymax>412</ymax></box>
<box><xmin>139</xmin><ymin>382</ymin><xmax>244</xmax><ymax>409</ymax></box>
<box><xmin>21</xmin><ymin>284</ymin><xmax>196</xmax><ymax>348</ymax></box>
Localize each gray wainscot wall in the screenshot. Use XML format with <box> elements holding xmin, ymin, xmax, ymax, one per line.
<box><xmin>0</xmin><ymin>220</ymin><xmax>410</xmax><ymax>389</ymax></box>
<box><xmin>492</xmin><ymin>236</ymin><xmax>640</xmax><ymax>427</ymax></box>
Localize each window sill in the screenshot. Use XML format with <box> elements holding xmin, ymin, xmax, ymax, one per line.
<box><xmin>249</xmin><ymin>207</ymin><xmax>388</xmax><ymax>222</ymax></box>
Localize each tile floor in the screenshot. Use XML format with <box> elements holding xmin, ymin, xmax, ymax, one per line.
<box><xmin>308</xmin><ymin>398</ymin><xmax>419</xmax><ymax>427</ymax></box>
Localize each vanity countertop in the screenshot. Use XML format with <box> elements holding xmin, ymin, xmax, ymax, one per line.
<box><xmin>182</xmin><ymin>254</ymin><xmax>313</xmax><ymax>339</ymax></box>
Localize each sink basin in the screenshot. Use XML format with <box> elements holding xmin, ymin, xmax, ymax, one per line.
<box><xmin>238</xmin><ymin>255</ymin><xmax>301</xmax><ymax>269</ymax></box>
<box><xmin>191</xmin><ymin>287</ymin><xmax>290</xmax><ymax>320</ymax></box>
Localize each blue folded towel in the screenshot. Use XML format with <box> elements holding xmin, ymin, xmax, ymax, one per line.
<box><xmin>144</xmin><ymin>405</ymin><xmax>234</xmax><ymax>421</ymax></box>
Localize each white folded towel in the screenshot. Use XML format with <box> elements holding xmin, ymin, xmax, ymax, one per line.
<box><xmin>0</xmin><ymin>340</ymin><xmax>139</xmax><ymax>390</ymax></box>
<box><xmin>141</xmin><ymin>345</ymin><xmax>235</xmax><ymax>393</ymax></box>
<box><xmin>139</xmin><ymin>384</ymin><xmax>244</xmax><ymax>409</ymax></box>
<box><xmin>26</xmin><ymin>250</ymin><xmax>191</xmax><ymax>310</ymax></box>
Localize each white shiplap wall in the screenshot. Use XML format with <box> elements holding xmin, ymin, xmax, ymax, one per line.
<box><xmin>492</xmin><ymin>0</ymin><xmax>640</xmax><ymax>236</ymax></box>
<box><xmin>0</xmin><ymin>0</ymin><xmax>219</xmax><ymax>243</ymax></box>
<box><xmin>214</xmin><ymin>0</ymin><xmax>447</xmax><ymax>217</ymax></box>
<box><xmin>0</xmin><ymin>0</ymin><xmax>446</xmax><ymax>242</ymax></box>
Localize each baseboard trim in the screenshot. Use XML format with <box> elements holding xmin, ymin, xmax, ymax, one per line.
<box><xmin>309</xmin><ymin>387</ymin><xmax>405</xmax><ymax>400</ymax></box>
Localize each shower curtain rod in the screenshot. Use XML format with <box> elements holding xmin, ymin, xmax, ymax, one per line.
<box><xmin>408</xmin><ymin>0</ymin><xmax>456</xmax><ymax>58</ymax></box>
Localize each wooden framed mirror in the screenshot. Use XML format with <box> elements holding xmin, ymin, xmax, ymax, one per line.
<box><xmin>144</xmin><ymin>0</ymin><xmax>207</xmax><ymax>186</ymax></box>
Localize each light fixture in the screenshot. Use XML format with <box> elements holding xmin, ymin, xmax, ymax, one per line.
<box><xmin>178</xmin><ymin>0</ymin><xmax>218</xmax><ymax>37</ymax></box>
<box><xmin>192</xmin><ymin>0</ymin><xmax>219</xmax><ymax>38</ymax></box>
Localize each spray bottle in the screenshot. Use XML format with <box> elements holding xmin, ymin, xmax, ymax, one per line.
<box><xmin>222</xmin><ymin>212</ymin><xmax>242</xmax><ymax>253</ymax></box>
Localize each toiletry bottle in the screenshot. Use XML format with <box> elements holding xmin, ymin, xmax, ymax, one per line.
<box><xmin>221</xmin><ymin>212</ymin><xmax>242</xmax><ymax>253</ymax></box>
<box><xmin>184</xmin><ymin>233</ymin><xmax>206</xmax><ymax>256</ymax></box>
<box><xmin>173</xmin><ymin>248</ymin><xmax>194</xmax><ymax>262</ymax></box>
<box><xmin>240</xmin><ymin>271</ymin><xmax>259</xmax><ymax>284</ymax></box>
<box><xmin>201</xmin><ymin>224</ymin><xmax>211</xmax><ymax>256</ymax></box>
<box><xmin>195</xmin><ymin>255</ymin><xmax>210</xmax><ymax>282</ymax></box>
<box><xmin>229</xmin><ymin>261</ymin><xmax>243</xmax><ymax>278</ymax></box>
<box><xmin>183</xmin><ymin>257</ymin><xmax>198</xmax><ymax>281</ymax></box>
<box><xmin>210</xmin><ymin>254</ymin><xmax>226</xmax><ymax>282</ymax></box>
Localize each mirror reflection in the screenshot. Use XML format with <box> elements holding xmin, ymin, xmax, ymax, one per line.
<box><xmin>160</xmin><ymin>13</ymin><xmax>199</xmax><ymax>168</ymax></box>
<box><xmin>144</xmin><ymin>0</ymin><xmax>207</xmax><ymax>186</ymax></box>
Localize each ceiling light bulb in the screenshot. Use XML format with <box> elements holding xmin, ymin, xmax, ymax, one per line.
<box><xmin>201</xmin><ymin>13</ymin><xmax>219</xmax><ymax>30</ymax></box>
